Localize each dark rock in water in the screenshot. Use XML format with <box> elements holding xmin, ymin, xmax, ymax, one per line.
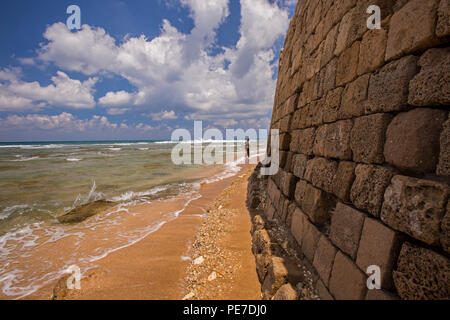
<box><xmin>52</xmin><ymin>274</ymin><xmax>70</xmax><ymax>300</ymax></box>
<box><xmin>57</xmin><ymin>200</ymin><xmax>113</xmax><ymax>224</ymax></box>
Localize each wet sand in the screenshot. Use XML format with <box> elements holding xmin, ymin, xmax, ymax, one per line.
<box><xmin>28</xmin><ymin>164</ymin><xmax>260</xmax><ymax>300</ymax></box>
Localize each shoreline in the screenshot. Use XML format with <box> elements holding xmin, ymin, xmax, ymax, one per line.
<box><xmin>29</xmin><ymin>163</ymin><xmax>260</xmax><ymax>300</ymax></box>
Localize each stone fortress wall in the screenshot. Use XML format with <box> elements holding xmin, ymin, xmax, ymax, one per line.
<box><xmin>247</xmin><ymin>0</ymin><xmax>449</xmax><ymax>300</ymax></box>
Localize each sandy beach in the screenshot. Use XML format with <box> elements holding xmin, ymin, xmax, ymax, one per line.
<box><xmin>23</xmin><ymin>164</ymin><xmax>260</xmax><ymax>300</ymax></box>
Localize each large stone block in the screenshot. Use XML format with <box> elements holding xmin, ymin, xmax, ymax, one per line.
<box><xmin>290</xmin><ymin>128</ymin><xmax>316</xmax><ymax>155</ymax></box>
<box><xmin>290</xmin><ymin>109</ymin><xmax>301</xmax><ymax>130</ymax></box>
<box><xmin>265</xmin><ymin>204</ymin><xmax>276</xmax><ymax>221</ymax></box>
<box><xmin>409</xmin><ymin>48</ymin><xmax>450</xmax><ymax>107</ymax></box>
<box><xmin>384</xmin><ymin>108</ymin><xmax>448</xmax><ymax>173</ymax></box>
<box><xmin>438</xmin><ymin>115</ymin><xmax>450</xmax><ymax>177</ymax></box>
<box><xmin>281</xmin><ymin>197</ymin><xmax>291</xmax><ymax>223</ymax></box>
<box><xmin>284</xmin><ymin>152</ymin><xmax>295</xmax><ymax>172</ymax></box>
<box><xmin>290</xmin><ymin>70</ymin><xmax>306</xmax><ymax>99</ymax></box>
<box><xmin>303</xmin><ymin>2</ymin><xmax>321</xmax><ymax>36</ymax></box>
<box><xmin>392</xmin><ymin>0</ymin><xmax>409</xmax><ymax>12</ymax></box>
<box><xmin>314</xmin><ymin>68</ymin><xmax>326</xmax><ymax>102</ymax></box>
<box><xmin>286</xmin><ymin>94</ymin><xmax>298</xmax><ymax>116</ymax></box>
<box><xmin>270</xmin><ymin>180</ymin><xmax>281</xmax><ymax>203</ymax></box>
<box><xmin>332</xmin><ymin>161</ymin><xmax>356</xmax><ymax>202</ymax></box>
<box><xmin>303</xmin><ymin>48</ymin><xmax>322</xmax><ymax>81</ymax></box>
<box><xmin>385</xmin><ymin>0</ymin><xmax>439</xmax><ymax>61</ymax></box>
<box><xmin>323</xmin><ymin>87</ymin><xmax>343</xmax><ymax>123</ymax></box>
<box><xmin>278</xmin><ymin>195</ymin><xmax>290</xmax><ymax>223</ymax></box>
<box><xmin>339</xmin><ymin>74</ymin><xmax>370</xmax><ymax>119</ymax></box>
<box><xmin>329</xmin><ymin>251</ymin><xmax>368</xmax><ymax>300</ymax></box>
<box><xmin>313</xmin><ymin>120</ymin><xmax>353</xmax><ymax>160</ymax></box>
<box><xmin>381</xmin><ymin>175</ymin><xmax>449</xmax><ymax>246</ymax></box>
<box><xmin>356</xmin><ymin>218</ymin><xmax>403</xmax><ymax>290</ymax></box>
<box><xmin>336</xmin><ymin>41</ymin><xmax>360</xmax><ymax>86</ymax></box>
<box><xmin>330</xmin><ymin>203</ymin><xmax>366</xmax><ymax>259</ymax></box>
<box><xmin>305</xmin><ymin>20</ymin><xmax>324</xmax><ymax>56</ymax></box>
<box><xmin>267</xmin><ymin>179</ymin><xmax>278</xmax><ymax>203</ymax></box>
<box><xmin>321</xmin><ymin>0</ymin><xmax>335</xmax><ymax>18</ymax></box>
<box><xmin>251</xmin><ymin>215</ymin><xmax>265</xmax><ymax>235</ymax></box>
<box><xmin>279</xmin><ymin>151</ymin><xmax>288</xmax><ymax>169</ymax></box>
<box><xmin>304</xmin><ymin>157</ymin><xmax>338</xmax><ymax>194</ymax></box>
<box><xmin>273</xmin><ymin>170</ymin><xmax>282</xmax><ymax>189</ymax></box>
<box><xmin>358</xmin><ymin>29</ymin><xmax>387</xmax><ymax>75</ymax></box>
<box><xmin>291</xmin><ymin>206</ymin><xmax>306</xmax><ymax>247</ymax></box>
<box><xmin>350</xmin><ymin>113</ymin><xmax>393</xmax><ymax>164</ymax></box>
<box><xmin>285</xmin><ymin>201</ymin><xmax>297</xmax><ymax>228</ymax></box>
<box><xmin>280</xmin><ymin>170</ymin><xmax>298</xmax><ymax>198</ymax></box>
<box><xmin>300</xmin><ymin>104</ymin><xmax>313</xmax><ymax>130</ymax></box>
<box><xmin>350</xmin><ymin>164</ymin><xmax>395</xmax><ymax>217</ymax></box>
<box><xmin>294</xmin><ymin>179</ymin><xmax>307</xmax><ymax>206</ymax></box>
<box><xmin>291</xmin><ymin>47</ymin><xmax>304</xmax><ymax>76</ymax></box>
<box><xmin>262</xmin><ymin>257</ymin><xmax>289</xmax><ymax>299</ymax></box>
<box><xmin>279</xmin><ymin>115</ymin><xmax>292</xmax><ymax>133</ymax></box>
<box><xmin>441</xmin><ymin>202</ymin><xmax>450</xmax><ymax>254</ymax></box>
<box><xmin>365</xmin><ymin>55</ymin><xmax>419</xmax><ymax>114</ymax></box>
<box><xmin>272</xmin><ymin>283</ymin><xmax>298</xmax><ymax>300</ymax></box>
<box><xmin>302</xmin><ymin>218</ymin><xmax>321</xmax><ymax>262</ymax></box>
<box><xmin>255</xmin><ymin>254</ymin><xmax>271</xmax><ymax>283</ymax></box>
<box><xmin>325</xmin><ymin>0</ymin><xmax>358</xmax><ymax>45</ymax></box>
<box><xmin>321</xmin><ymin>57</ymin><xmax>338</xmax><ymax>95</ymax></box>
<box><xmin>313</xmin><ymin>235</ymin><xmax>338</xmax><ymax>286</ymax></box>
<box><xmin>292</xmin><ymin>153</ymin><xmax>308</xmax><ymax>179</ymax></box>
<box><xmin>311</xmin><ymin>21</ymin><xmax>326</xmax><ymax>54</ymax></box>
<box><xmin>334</xmin><ymin>8</ymin><xmax>354</xmax><ymax>56</ymax></box>
<box><xmin>252</xmin><ymin>229</ymin><xmax>272</xmax><ymax>256</ymax></box>
<box><xmin>317</xmin><ymin>279</ymin><xmax>334</xmax><ymax>300</ymax></box>
<box><xmin>298</xmin><ymin>81</ymin><xmax>313</xmax><ymax>111</ymax></box>
<box><xmin>279</xmin><ymin>133</ymin><xmax>291</xmax><ymax>151</ymax></box>
<box><xmin>344</xmin><ymin>0</ymin><xmax>394</xmax><ymax>49</ymax></box>
<box><xmin>321</xmin><ymin>24</ymin><xmax>339</xmax><ymax>68</ymax></box>
<box><xmin>436</xmin><ymin>0</ymin><xmax>450</xmax><ymax>37</ymax></box>
<box><xmin>291</xmin><ymin>128</ymin><xmax>316</xmax><ymax>155</ymax></box>
<box><xmin>271</xmin><ymin>189</ymin><xmax>282</xmax><ymax>217</ymax></box>
<box><xmin>393</xmin><ymin>242</ymin><xmax>450</xmax><ymax>300</ymax></box>
<box><xmin>311</xmin><ymin>99</ymin><xmax>325</xmax><ymax>128</ymax></box>
<box><xmin>301</xmin><ymin>183</ymin><xmax>331</xmax><ymax>226</ymax></box>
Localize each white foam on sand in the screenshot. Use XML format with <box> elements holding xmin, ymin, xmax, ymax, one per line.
<box><xmin>200</xmin><ymin>149</ymin><xmax>264</xmax><ymax>184</ymax></box>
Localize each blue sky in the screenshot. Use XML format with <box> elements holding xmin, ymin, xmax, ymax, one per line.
<box><xmin>0</xmin><ymin>0</ymin><xmax>296</xmax><ymax>141</ymax></box>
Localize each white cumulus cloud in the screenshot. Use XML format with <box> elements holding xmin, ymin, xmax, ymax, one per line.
<box><xmin>149</xmin><ymin>110</ymin><xmax>178</xmax><ymax>121</ymax></box>
<box><xmin>2</xmin><ymin>0</ymin><xmax>292</xmax><ymax>136</ymax></box>
<box><xmin>34</xmin><ymin>0</ymin><xmax>289</xmax><ymax>119</ymax></box>
<box><xmin>0</xmin><ymin>70</ymin><xmax>97</xmax><ymax>110</ymax></box>
<box><xmin>99</xmin><ymin>90</ymin><xmax>134</xmax><ymax>107</ymax></box>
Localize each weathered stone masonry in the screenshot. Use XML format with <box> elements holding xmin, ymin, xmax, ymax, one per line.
<box><xmin>247</xmin><ymin>0</ymin><xmax>450</xmax><ymax>300</ymax></box>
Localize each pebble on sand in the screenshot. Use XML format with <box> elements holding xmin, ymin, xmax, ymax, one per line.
<box><xmin>182</xmin><ymin>292</ymin><xmax>195</xmax><ymax>300</ymax></box>
<box><xmin>193</xmin><ymin>256</ymin><xmax>204</xmax><ymax>265</ymax></box>
<box><xmin>208</xmin><ymin>272</ymin><xmax>217</xmax><ymax>282</ymax></box>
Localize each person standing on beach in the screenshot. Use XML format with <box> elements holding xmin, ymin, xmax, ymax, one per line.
<box><xmin>245</xmin><ymin>138</ymin><xmax>250</xmax><ymax>159</ymax></box>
